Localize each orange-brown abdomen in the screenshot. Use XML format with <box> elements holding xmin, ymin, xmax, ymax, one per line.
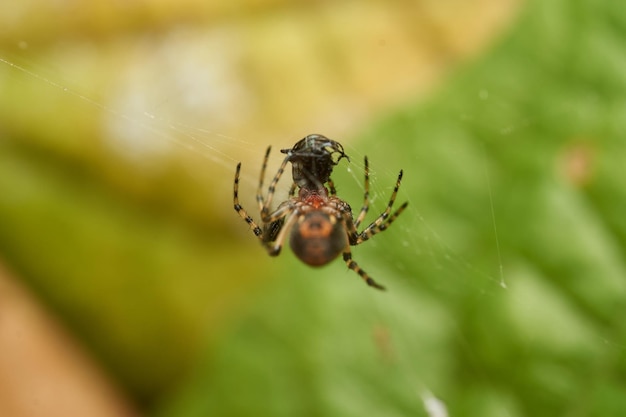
<box><xmin>290</xmin><ymin>211</ymin><xmax>347</xmax><ymax>266</ymax></box>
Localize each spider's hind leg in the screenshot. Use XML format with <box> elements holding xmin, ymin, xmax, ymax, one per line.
<box><xmin>342</xmin><ymin>246</ymin><xmax>385</xmax><ymax>290</ymax></box>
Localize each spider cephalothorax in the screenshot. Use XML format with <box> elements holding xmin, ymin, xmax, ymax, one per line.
<box><xmin>234</xmin><ymin>134</ymin><xmax>407</xmax><ymax>290</ymax></box>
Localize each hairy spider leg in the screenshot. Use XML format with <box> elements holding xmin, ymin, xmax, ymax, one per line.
<box><xmin>327</xmin><ymin>178</ymin><xmax>337</xmax><ymax>195</ymax></box>
<box><xmin>234</xmin><ymin>162</ymin><xmax>298</xmax><ymax>256</ymax></box>
<box><xmin>288</xmin><ymin>182</ymin><xmax>297</xmax><ymax>198</ymax></box>
<box><xmin>259</xmin><ymin>148</ymin><xmax>291</xmax><ymax>222</ymax></box>
<box><xmin>263</xmin><ymin>211</ymin><xmax>299</xmax><ymax>256</ymax></box>
<box><xmin>354</xmin><ymin>168</ymin><xmax>408</xmax><ymax>244</ymax></box>
<box><xmin>342</xmin><ymin>246</ymin><xmax>385</xmax><ymax>290</ymax></box>
<box><xmin>234</xmin><ymin>162</ymin><xmax>263</xmax><ymax>238</ymax></box>
<box><xmin>356</xmin><ymin>202</ymin><xmax>408</xmax><ymax>244</ymax></box>
<box><xmin>256</xmin><ymin>146</ymin><xmax>272</xmax><ymax>213</ymax></box>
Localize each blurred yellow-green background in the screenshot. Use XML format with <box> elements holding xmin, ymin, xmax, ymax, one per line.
<box><xmin>1</xmin><ymin>0</ymin><xmax>626</xmax><ymax>416</ymax></box>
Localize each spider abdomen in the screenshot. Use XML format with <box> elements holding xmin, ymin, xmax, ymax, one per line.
<box><xmin>290</xmin><ymin>211</ymin><xmax>347</xmax><ymax>267</ymax></box>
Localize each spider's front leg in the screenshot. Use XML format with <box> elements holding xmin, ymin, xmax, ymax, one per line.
<box><xmin>355</xmin><ymin>167</ymin><xmax>408</xmax><ymax>244</ymax></box>
<box><xmin>235</xmin><ymin>152</ymin><xmax>294</xmax><ymax>257</ymax></box>
<box><xmin>260</xmin><ymin>151</ymin><xmax>291</xmax><ymax>222</ymax></box>
<box><xmin>234</xmin><ymin>162</ymin><xmax>290</xmax><ymax>256</ymax></box>
<box><xmin>234</xmin><ymin>162</ymin><xmax>264</xmax><ymax>238</ymax></box>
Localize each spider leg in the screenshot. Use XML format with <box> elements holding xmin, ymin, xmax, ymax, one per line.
<box><xmin>328</xmin><ymin>178</ymin><xmax>337</xmax><ymax>196</ymax></box>
<box><xmin>288</xmin><ymin>182</ymin><xmax>297</xmax><ymax>198</ymax></box>
<box><xmin>354</xmin><ymin>156</ymin><xmax>370</xmax><ymax>228</ymax></box>
<box><xmin>234</xmin><ymin>162</ymin><xmax>263</xmax><ymax>238</ymax></box>
<box><xmin>235</xmin><ymin>160</ymin><xmax>297</xmax><ymax>255</ymax></box>
<box><xmin>264</xmin><ymin>212</ymin><xmax>298</xmax><ymax>256</ymax></box>
<box><xmin>261</xmin><ymin>155</ymin><xmax>290</xmax><ymax>221</ymax></box>
<box><xmin>256</xmin><ymin>146</ymin><xmax>272</xmax><ymax>213</ymax></box>
<box><xmin>354</xmin><ymin>201</ymin><xmax>408</xmax><ymax>244</ymax></box>
<box><xmin>356</xmin><ymin>168</ymin><xmax>406</xmax><ymax>243</ymax></box>
<box><xmin>342</xmin><ymin>246</ymin><xmax>385</xmax><ymax>290</ymax></box>
<box><xmin>262</xmin><ymin>201</ymin><xmax>297</xmax><ymax>225</ymax></box>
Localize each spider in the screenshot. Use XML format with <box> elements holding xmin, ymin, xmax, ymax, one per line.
<box><xmin>233</xmin><ymin>134</ymin><xmax>407</xmax><ymax>290</ymax></box>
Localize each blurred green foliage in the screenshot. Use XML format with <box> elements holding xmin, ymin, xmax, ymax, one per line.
<box><xmin>0</xmin><ymin>141</ymin><xmax>269</xmax><ymax>400</ymax></box>
<box><xmin>156</xmin><ymin>0</ymin><xmax>626</xmax><ymax>416</ymax></box>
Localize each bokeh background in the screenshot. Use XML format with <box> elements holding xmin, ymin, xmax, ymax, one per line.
<box><xmin>1</xmin><ymin>0</ymin><xmax>625</xmax><ymax>416</ymax></box>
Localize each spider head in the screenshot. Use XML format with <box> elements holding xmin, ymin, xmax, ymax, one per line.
<box><xmin>290</xmin><ymin>211</ymin><xmax>347</xmax><ymax>267</ymax></box>
<box><xmin>281</xmin><ymin>134</ymin><xmax>349</xmax><ymax>190</ymax></box>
